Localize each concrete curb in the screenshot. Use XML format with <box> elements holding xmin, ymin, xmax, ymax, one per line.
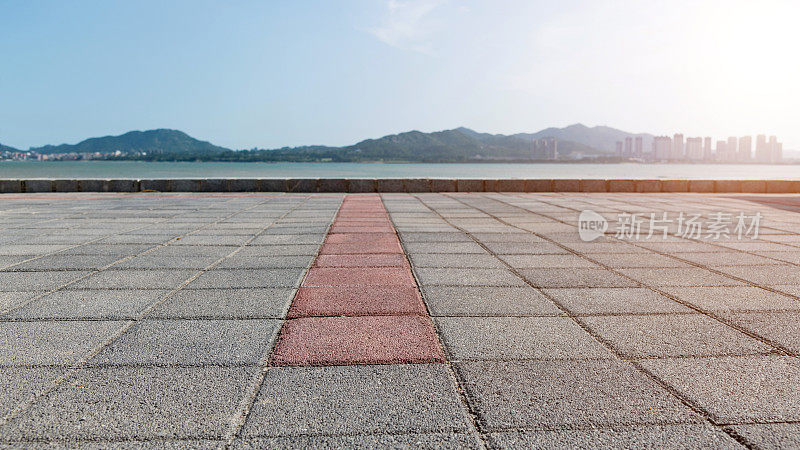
<box><xmin>2</xmin><ymin>179</ymin><xmax>800</xmax><ymax>193</ymax></box>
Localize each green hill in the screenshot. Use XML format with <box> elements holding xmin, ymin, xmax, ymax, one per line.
<box><xmin>0</xmin><ymin>143</ymin><xmax>20</xmax><ymax>152</ymax></box>
<box><xmin>6</xmin><ymin>123</ymin><xmax>653</xmax><ymax>162</ymax></box>
<box><xmin>259</xmin><ymin>127</ymin><xmax>599</xmax><ymax>162</ymax></box>
<box><xmin>32</xmin><ymin>129</ymin><xmax>229</xmax><ymax>158</ymax></box>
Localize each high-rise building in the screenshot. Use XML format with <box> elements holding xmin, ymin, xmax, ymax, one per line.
<box><xmin>716</xmin><ymin>140</ymin><xmax>728</xmax><ymax>161</ymax></box>
<box><xmin>738</xmin><ymin>136</ymin><xmax>752</xmax><ymax>161</ymax></box>
<box><xmin>533</xmin><ymin>138</ymin><xmax>557</xmax><ymax>160</ymax></box>
<box><xmin>624</xmin><ymin>137</ymin><xmax>633</xmax><ymax>157</ymax></box>
<box><xmin>634</xmin><ymin>136</ymin><xmax>643</xmax><ymax>158</ymax></box>
<box><xmin>653</xmin><ymin>136</ymin><xmax>672</xmax><ymax>160</ymax></box>
<box><xmin>685</xmin><ymin>137</ymin><xmax>703</xmax><ymax>160</ymax></box>
<box><xmin>755</xmin><ymin>134</ymin><xmax>769</xmax><ymax>162</ymax></box>
<box><xmin>672</xmin><ymin>134</ymin><xmax>684</xmax><ymax>160</ymax></box>
<box><xmin>703</xmin><ymin>137</ymin><xmax>713</xmax><ymax>161</ymax></box>
<box><xmin>727</xmin><ymin>137</ymin><xmax>738</xmax><ymax>162</ymax></box>
<box><xmin>615</xmin><ymin>141</ymin><xmax>623</xmax><ymax>157</ymax></box>
<box><xmin>774</xmin><ymin>142</ymin><xmax>783</xmax><ymax>163</ymax></box>
<box><xmin>769</xmin><ymin>136</ymin><xmax>782</xmax><ymax>163</ymax></box>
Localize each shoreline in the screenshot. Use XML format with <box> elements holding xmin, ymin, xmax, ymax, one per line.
<box><xmin>2</xmin><ymin>178</ymin><xmax>800</xmax><ymax>194</ymax></box>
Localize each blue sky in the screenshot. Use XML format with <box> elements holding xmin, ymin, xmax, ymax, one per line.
<box><xmin>1</xmin><ymin>0</ymin><xmax>798</xmax><ymax>150</ymax></box>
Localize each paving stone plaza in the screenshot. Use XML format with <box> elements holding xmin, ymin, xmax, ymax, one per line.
<box><xmin>2</xmin><ymin>192</ymin><xmax>800</xmax><ymax>448</ymax></box>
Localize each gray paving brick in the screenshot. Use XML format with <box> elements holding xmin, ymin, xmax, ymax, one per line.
<box><xmin>237</xmin><ymin>245</ymin><xmax>320</xmax><ymax>257</ymax></box>
<box><xmin>113</xmin><ymin>256</ymin><xmax>219</xmax><ymax>270</ymax></box>
<box><xmin>720</xmin><ymin>311</ymin><xmax>800</xmax><ymax>353</ymax></box>
<box><xmin>0</xmin><ymin>245</ymin><xmax>72</xmax><ymax>256</ymax></box>
<box><xmin>489</xmin><ymin>425</ymin><xmax>741</xmax><ymax>449</ymax></box>
<box><xmin>410</xmin><ymin>253</ymin><xmax>506</xmax><ymax>268</ymax></box>
<box><xmin>234</xmin><ymin>433</ymin><xmax>483</xmax><ymax>449</ymax></box>
<box><xmin>660</xmin><ymin>286</ymin><xmax>800</xmax><ymax>311</ymax></box>
<box><xmin>634</xmin><ymin>241</ymin><xmax>726</xmax><ymax>253</ymax></box>
<box><xmin>242</xmin><ymin>364</ymin><xmax>470</xmax><ymax>436</ymax></box>
<box><xmin>471</xmin><ymin>233</ymin><xmax>542</xmax><ymax>242</ymax></box>
<box><xmin>187</xmin><ymin>269</ymin><xmax>304</xmax><ymax>288</ymax></box>
<box><xmin>729</xmin><ymin>423</ymin><xmax>800</xmax><ymax>449</ymax></box>
<box><xmin>99</xmin><ymin>234</ymin><xmax>178</xmax><ymax>245</ymax></box>
<box><xmin>498</xmin><ymin>254</ymin><xmax>601</xmax><ymax>269</ymax></box>
<box><xmin>673</xmin><ymin>251</ymin><xmax>782</xmax><ymax>266</ymax></box>
<box><xmin>1</xmin><ymin>367</ymin><xmax>65</xmax><ymax>419</ymax></box>
<box><xmin>69</xmin><ymin>270</ymin><xmax>197</xmax><ymax>290</ymax></box>
<box><xmin>2</xmin><ymin>366</ymin><xmax>255</xmax><ymax>440</ymax></box>
<box><xmin>5</xmin><ymin>289</ymin><xmax>167</xmax><ymax>319</ymax></box>
<box><xmin>436</xmin><ymin>317</ymin><xmax>613</xmax><ymax>360</ymax></box>
<box><xmin>422</xmin><ymin>286</ymin><xmax>563</xmax><ymax>316</ymax></box>
<box><xmin>457</xmin><ymin>360</ymin><xmax>701</xmax><ymax>430</ymax></box>
<box><xmin>520</xmin><ymin>268</ymin><xmax>638</xmax><ymax>288</ymax></box>
<box><xmin>543</xmin><ymin>287</ymin><xmax>690</xmax><ymax>314</ymax></box>
<box><xmin>215</xmin><ymin>256</ymin><xmax>313</xmax><ymax>269</ymax></box>
<box><xmin>261</xmin><ymin>226</ymin><xmax>329</xmax><ymax>235</ymax></box>
<box><xmin>59</xmin><ymin>244</ymin><xmax>155</xmax><ymax>256</ymax></box>
<box><xmin>0</xmin><ymin>256</ymin><xmax>31</xmax><ymax>268</ymax></box>
<box><xmin>0</xmin><ymin>321</ymin><xmax>123</xmax><ymax>365</ymax></box>
<box><xmin>170</xmin><ymin>235</ymin><xmax>252</xmax><ymax>246</ymax></box>
<box><xmin>7</xmin><ymin>255</ymin><xmax>121</xmax><ymax>271</ymax></box>
<box><xmin>0</xmin><ymin>291</ymin><xmax>41</xmax><ymax>312</ymax></box>
<box><xmin>618</xmin><ymin>268</ymin><xmax>743</xmax><ymax>287</ymax></box>
<box><xmin>482</xmin><ymin>242</ymin><xmax>569</xmax><ymax>255</ymax></box>
<box><xmin>0</xmin><ymin>271</ymin><xmax>90</xmax><ymax>291</ymax></box>
<box><xmin>403</xmin><ymin>242</ymin><xmax>488</xmax><ymax>254</ymax></box>
<box><xmin>640</xmin><ymin>356</ymin><xmax>800</xmax><ymax>423</ymax></box>
<box><xmin>145</xmin><ymin>246</ymin><xmax>238</xmax><ymax>258</ymax></box>
<box><xmin>249</xmin><ymin>234</ymin><xmax>326</xmax><ymax>245</ymax></box>
<box><xmin>582</xmin><ymin>314</ymin><xmax>771</xmax><ymax>357</ymax></box>
<box><xmin>415</xmin><ymin>268</ymin><xmax>526</xmax><ymax>286</ymax></box>
<box><xmin>587</xmin><ymin>252</ymin><xmax>694</xmax><ymax>268</ymax></box>
<box><xmin>149</xmin><ymin>288</ymin><xmax>294</xmax><ymax>319</ymax></box>
<box><xmin>91</xmin><ymin>319</ymin><xmax>279</xmax><ymax>365</ymax></box>
<box><xmin>716</xmin><ymin>265</ymin><xmax>800</xmax><ymax>285</ymax></box>
<box><xmin>398</xmin><ymin>232</ymin><xmax>473</xmax><ymax>243</ymax></box>
<box><xmin>563</xmin><ymin>243</ymin><xmax>656</xmax><ymax>254</ymax></box>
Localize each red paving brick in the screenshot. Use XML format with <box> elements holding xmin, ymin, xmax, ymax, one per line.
<box><xmin>287</xmin><ymin>287</ymin><xmax>426</xmax><ymax>317</ymax></box>
<box><xmin>314</xmin><ymin>254</ymin><xmax>408</xmax><ymax>268</ymax></box>
<box><xmin>324</xmin><ymin>233</ymin><xmax>398</xmax><ymax>244</ymax></box>
<box><xmin>332</xmin><ymin>217</ymin><xmax>390</xmax><ymax>222</ymax></box>
<box><xmin>332</xmin><ymin>220</ymin><xmax>391</xmax><ymax>227</ymax></box>
<box><xmin>319</xmin><ymin>241</ymin><xmax>403</xmax><ymax>255</ymax></box>
<box><xmin>270</xmin><ymin>316</ymin><xmax>444</xmax><ymax>365</ymax></box>
<box><xmin>328</xmin><ymin>226</ymin><xmax>396</xmax><ymax>233</ymax></box>
<box><xmin>272</xmin><ymin>194</ymin><xmax>442</xmax><ymax>367</ymax></box>
<box><xmin>303</xmin><ymin>267</ymin><xmax>415</xmax><ymax>286</ymax></box>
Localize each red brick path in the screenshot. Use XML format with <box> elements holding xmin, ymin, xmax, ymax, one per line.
<box><xmin>270</xmin><ymin>195</ymin><xmax>444</xmax><ymax>366</ymax></box>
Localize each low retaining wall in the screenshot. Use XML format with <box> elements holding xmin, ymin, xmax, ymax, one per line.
<box><xmin>0</xmin><ymin>179</ymin><xmax>799</xmax><ymax>194</ymax></box>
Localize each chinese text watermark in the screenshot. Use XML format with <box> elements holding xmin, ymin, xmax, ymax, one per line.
<box><xmin>578</xmin><ymin>210</ymin><xmax>762</xmax><ymax>242</ymax></box>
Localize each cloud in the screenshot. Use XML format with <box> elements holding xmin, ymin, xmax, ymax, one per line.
<box><xmin>366</xmin><ymin>0</ymin><xmax>448</xmax><ymax>54</ymax></box>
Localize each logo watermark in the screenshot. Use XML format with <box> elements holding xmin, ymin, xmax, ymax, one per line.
<box><xmin>578</xmin><ymin>210</ymin><xmax>609</xmax><ymax>242</ymax></box>
<box><xmin>578</xmin><ymin>210</ymin><xmax>762</xmax><ymax>242</ymax></box>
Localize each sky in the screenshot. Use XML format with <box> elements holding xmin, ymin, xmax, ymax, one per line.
<box><xmin>1</xmin><ymin>0</ymin><xmax>798</xmax><ymax>150</ymax></box>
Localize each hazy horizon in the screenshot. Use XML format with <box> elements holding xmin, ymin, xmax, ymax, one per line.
<box><xmin>2</xmin><ymin>1</ymin><xmax>797</xmax><ymax>150</ymax></box>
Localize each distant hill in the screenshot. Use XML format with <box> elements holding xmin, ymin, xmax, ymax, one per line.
<box><xmin>0</xmin><ymin>143</ymin><xmax>19</xmax><ymax>152</ymax></box>
<box><xmin>259</xmin><ymin>126</ymin><xmax>604</xmax><ymax>162</ymax></box>
<box><xmin>514</xmin><ymin>123</ymin><xmax>653</xmax><ymax>153</ymax></box>
<box><xmin>5</xmin><ymin>124</ymin><xmax>655</xmax><ymax>162</ymax></box>
<box><xmin>32</xmin><ymin>129</ymin><xmax>230</xmax><ymax>158</ymax></box>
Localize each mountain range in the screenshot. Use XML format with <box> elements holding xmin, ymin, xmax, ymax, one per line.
<box><xmin>0</xmin><ymin>124</ymin><xmax>654</xmax><ymax>162</ymax></box>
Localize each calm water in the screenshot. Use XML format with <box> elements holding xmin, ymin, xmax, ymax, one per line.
<box><xmin>1</xmin><ymin>161</ymin><xmax>800</xmax><ymax>179</ymax></box>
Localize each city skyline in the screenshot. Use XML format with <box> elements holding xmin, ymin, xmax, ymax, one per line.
<box><xmin>616</xmin><ymin>133</ymin><xmax>784</xmax><ymax>163</ymax></box>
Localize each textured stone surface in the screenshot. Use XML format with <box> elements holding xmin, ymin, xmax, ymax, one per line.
<box><xmin>3</xmin><ymin>191</ymin><xmax>800</xmax><ymax>447</ymax></box>
<box><xmin>242</xmin><ymin>364</ymin><xmax>469</xmax><ymax>436</ymax></box>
